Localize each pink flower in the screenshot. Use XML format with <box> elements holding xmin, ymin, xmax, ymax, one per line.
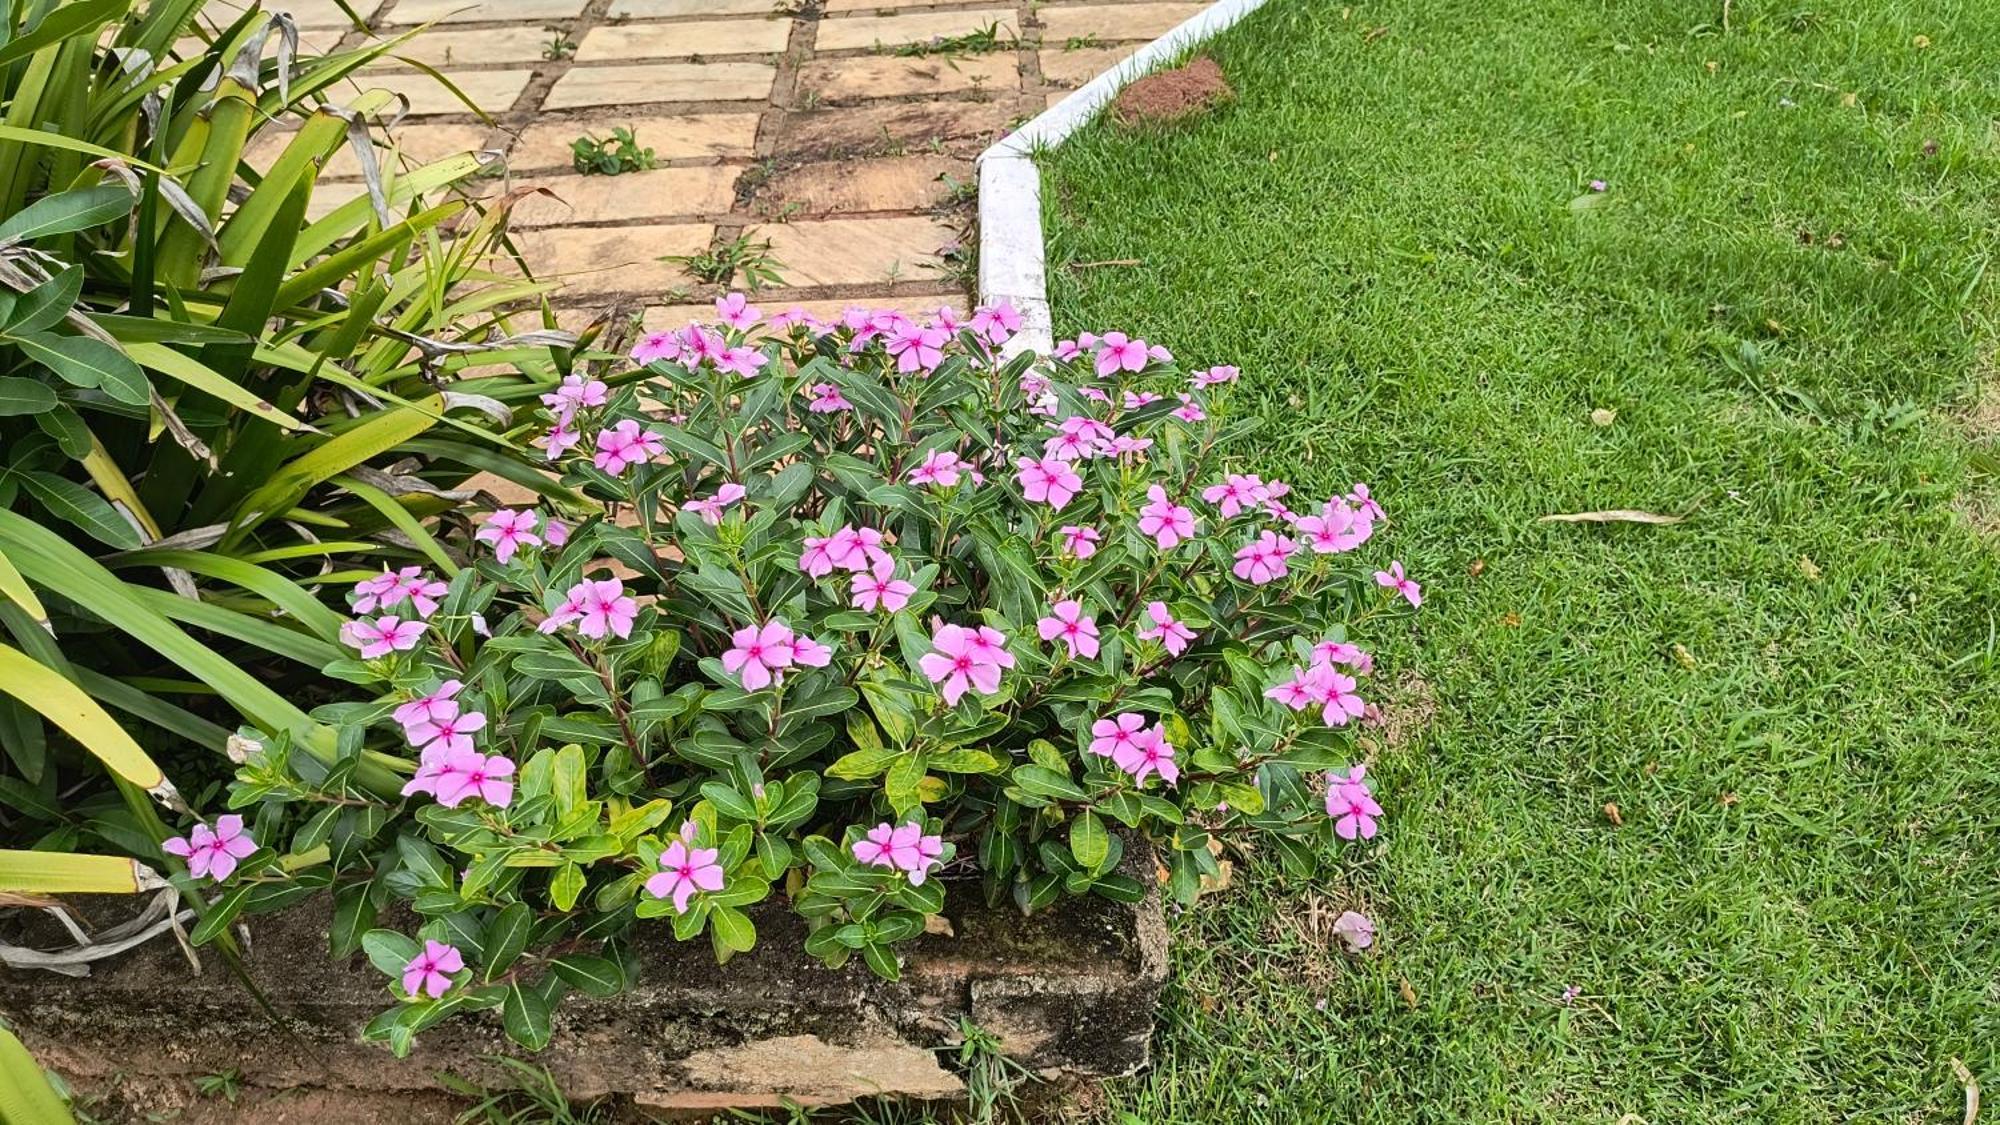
<box><xmin>1332</xmin><ymin>911</ymin><xmax>1375</xmax><ymax>952</ymax></box>
<box><xmin>1172</xmin><ymin>393</ymin><xmax>1207</xmax><ymax>423</ymax></box>
<box><xmin>393</xmin><ymin>680</ymin><xmax>462</xmax><ymax>731</ymax></box>
<box><xmin>852</xmin><ymin>823</ymin><xmax>898</xmax><ymax>868</ymax></box>
<box><xmin>630</xmin><ymin>331</ymin><xmax>681</xmax><ymax>364</ymax></box>
<box><xmin>889</xmin><ymin>822</ymin><xmax>944</xmax><ymax>884</ymax></box>
<box><xmin>1233</xmin><ymin>531</ymin><xmax>1296</xmax><ymax>585</ymax></box>
<box><xmin>544</xmin><ymin>519</ymin><xmax>570</xmax><ymax>547</ymax></box>
<box><xmin>807</xmin><ymin>382</ymin><xmax>853</xmax><ymax>413</ymax></box>
<box><xmin>645</xmin><ymin>837</ymin><xmax>725</xmax><ymax>914</ymax></box>
<box><xmin>908</xmin><ymin>449</ymin><xmax>966</xmax><ymax>487</ymax></box>
<box><xmin>434</xmin><ymin>750</ymin><xmax>515</xmax><ymax>808</ymax></box>
<box><xmin>1122</xmin><ymin>390</ymin><xmax>1162</xmax><ymax>410</ymax></box>
<box><xmin>1137</xmin><ymin>484</ymin><xmax>1197</xmax><ymax>550</ymax></box>
<box><xmin>827</xmin><ymin>525</ymin><xmax>890</xmax><ymax>572</ymax></box>
<box><xmin>475</xmin><ymin>509</ymin><xmax>541</xmax><ymax>563</ymax></box>
<box><xmin>1295</xmin><ymin>502</ymin><xmax>1372</xmax><ymax>554</ymax></box>
<box><xmin>1312</xmin><ymin>640</ymin><xmax>1370</xmax><ymax>670</ymax></box>
<box><xmin>1094</xmin><ymin>331</ymin><xmax>1151</xmax><ymax>377</ymax></box>
<box><xmin>576</xmin><ymin>578</ymin><xmax>638</xmax><ymax>640</ymax></box>
<box><xmin>406</xmin><ymin>708</ymin><xmax>487</xmax><ymax>757</ymax></box>
<box><xmin>592</xmin><ymin>420</ymin><xmax>664</xmax><ymax>476</ymax></box>
<box><xmin>540</xmin><ymin>374</ymin><xmax>608</xmax><ymax>422</ymax></box>
<box><xmin>917</xmin><ymin>622</ymin><xmax>1010</xmax><ymax>705</ymax></box>
<box><xmin>792</xmin><ymin>634</ymin><xmax>834</xmax><ymax>668</ymax></box>
<box><xmin>1135</xmin><ymin>601</ymin><xmax>1195</xmax><ymax>655</ymax></box>
<box><xmin>400</xmin><ymin>744</ymin><xmax>457</xmax><ymax>800</ymax></box>
<box><xmin>1111</xmin><ymin>433</ymin><xmax>1154</xmax><ymax>457</ymax></box>
<box><xmin>851</xmin><ymin>556</ymin><xmax>916</xmax><ymax>613</ymax></box>
<box><xmin>340</xmin><ymin>615</ymin><xmax>426</xmax><ymax>659</ymax></box>
<box><xmin>798</xmin><ymin>535</ymin><xmax>842</xmax><ymax>578</ymax></box>
<box><xmin>538</xmin><ymin>419</ymin><xmax>581</xmax><ymax>461</ymax></box>
<box><xmin>715</xmin><ymin>291</ymin><xmax>760</xmax><ymax>330</ymax></box>
<box><xmin>716</xmin><ymin>345</ymin><xmax>769</xmax><ymax>379</ymax></box>
<box><xmin>401</xmin><ymin>940</ymin><xmax>464</xmax><ymax>999</ymax></box>
<box><xmin>1089</xmin><ymin>712</ymin><xmax>1148</xmax><ymax>758</ymax></box>
<box><xmin>1036</xmin><ymin>599</ymin><xmax>1100</xmax><ymax>659</ymax></box>
<box><xmin>722</xmin><ymin>619</ymin><xmax>797</xmax><ymax>691</ymax></box>
<box><xmin>1307</xmin><ymin>665</ymin><xmax>1366</xmax><ymax>727</ymax></box>
<box><xmin>1190</xmin><ymin>364</ymin><xmax>1239</xmax><ymax>388</ymax></box>
<box><xmin>1326</xmin><ymin>765</ymin><xmax>1383</xmax><ymax>840</ymax></box>
<box><xmin>886</xmin><ymin>321</ymin><xmax>949</xmax><ymax>374</ymax></box>
<box><xmin>970</xmin><ymin>300</ymin><xmax>1022</xmax><ymax>344</ymax></box>
<box><xmin>1348</xmin><ymin>483</ymin><xmax>1384</xmax><ymax>520</ymax></box>
<box><xmin>353</xmin><ymin>567</ymin><xmax>447</xmax><ymax>617</ymax></box>
<box><xmin>1112</xmin><ymin>723</ymin><xmax>1177</xmax><ymax>786</ymax></box>
<box><xmin>1015</xmin><ymin>456</ymin><xmax>1083</xmax><ymax>510</ymax></box>
<box><xmin>161</xmin><ymin>815</ymin><xmax>258</xmax><ymax>882</ymax></box>
<box><xmin>1265</xmin><ymin>665</ymin><xmax>1321</xmax><ymax>711</ymax></box>
<box><xmin>1202</xmin><ymin>474</ymin><xmax>1269</xmax><ymax>518</ymax></box>
<box><xmin>1375</xmin><ymin>561</ymin><xmax>1422</xmax><ymax>607</ymax></box>
<box><xmin>1058</xmin><ymin>524</ymin><xmax>1101</xmax><ymax>559</ymax></box>
<box><xmin>1044</xmin><ymin>416</ymin><xmax>1115</xmax><ymax>461</ymax></box>
<box><xmin>684</xmin><ymin>482</ymin><xmax>747</xmax><ymax>525</ymax></box>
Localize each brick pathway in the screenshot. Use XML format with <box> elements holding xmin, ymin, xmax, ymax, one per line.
<box><xmin>241</xmin><ymin>0</ymin><xmax>1206</xmax><ymax>339</ymax></box>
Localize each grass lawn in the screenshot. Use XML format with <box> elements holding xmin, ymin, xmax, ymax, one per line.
<box><xmin>1038</xmin><ymin>1</ymin><xmax>2000</xmax><ymax>1120</ymax></box>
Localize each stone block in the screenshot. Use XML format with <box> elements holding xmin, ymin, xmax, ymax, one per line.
<box><xmin>796</xmin><ymin>53</ymin><xmax>1017</xmax><ymax>102</ymax></box>
<box><xmin>544</xmin><ymin>61</ymin><xmax>776</xmax><ymax>108</ymax></box>
<box><xmin>575</xmin><ymin>19</ymin><xmax>792</xmax><ymax>62</ymax></box>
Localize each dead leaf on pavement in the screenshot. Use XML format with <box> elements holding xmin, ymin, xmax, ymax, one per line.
<box><xmin>1538</xmin><ymin>509</ymin><xmax>1685</xmax><ymax>525</ymax></box>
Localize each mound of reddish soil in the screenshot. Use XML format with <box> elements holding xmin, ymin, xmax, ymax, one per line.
<box><xmin>1111</xmin><ymin>56</ymin><xmax>1233</xmax><ymax>126</ymax></box>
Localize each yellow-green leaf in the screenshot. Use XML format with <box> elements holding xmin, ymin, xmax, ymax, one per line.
<box><xmin>0</xmin><ymin>849</ymin><xmax>161</xmax><ymax>894</ymax></box>
<box><xmin>0</xmin><ymin>643</ymin><xmax>177</xmax><ymax>808</ymax></box>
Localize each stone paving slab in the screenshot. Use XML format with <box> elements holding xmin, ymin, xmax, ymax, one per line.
<box><xmin>313</xmin><ymin>0</ymin><xmax>1184</xmax><ymax>336</ymax></box>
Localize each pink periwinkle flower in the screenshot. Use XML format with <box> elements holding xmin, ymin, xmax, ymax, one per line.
<box><xmin>1375</xmin><ymin>561</ymin><xmax>1422</xmax><ymax>608</ymax></box>
<box><xmin>1036</xmin><ymin>599</ymin><xmax>1101</xmax><ymax>659</ymax></box>
<box><xmin>1135</xmin><ymin>601</ymin><xmax>1195</xmax><ymax>655</ymax></box>
<box><xmin>576</xmin><ymin>578</ymin><xmax>638</xmax><ymax>639</ymax></box>
<box><xmin>909</xmin><ymin>448</ymin><xmax>967</xmax><ymax>487</ymax></box>
<box><xmin>715</xmin><ymin>291</ymin><xmax>760</xmax><ymax>330</ymax></box>
<box><xmin>475</xmin><ymin>508</ymin><xmax>542</xmax><ymax>563</ymax></box>
<box><xmin>1233</xmin><ymin>531</ymin><xmax>1297</xmax><ymax>585</ymax></box>
<box><xmin>544</xmin><ymin>518</ymin><xmax>570</xmax><ymax>547</ymax></box>
<box><xmin>1058</xmin><ymin>524</ymin><xmax>1101</xmax><ymax>559</ymax></box>
<box><xmin>161</xmin><ymin>815</ymin><xmax>258</xmax><ymax>882</ymax></box>
<box><xmin>886</xmin><ymin>321</ymin><xmax>949</xmax><ymax>374</ymax></box>
<box><xmin>1138</xmin><ymin>484</ymin><xmax>1197</xmax><ymax>550</ymax></box>
<box><xmin>1045</xmin><ymin>416</ymin><xmax>1116</xmax><ymax>461</ymax></box>
<box><xmin>1348</xmin><ymin>483</ymin><xmax>1384</xmax><ymax>520</ymax></box>
<box><xmin>807</xmin><ymin>382</ymin><xmax>853</xmax><ymax>413</ymax></box>
<box><xmin>646</xmin><ymin>836</ymin><xmax>726</xmax><ymax>914</ymax></box>
<box><xmin>853</xmin><ymin>822</ymin><xmax>943</xmax><ymax>885</ymax></box>
<box><xmin>852</xmin><ymin>556</ymin><xmax>916</xmax><ymax>613</ymax></box>
<box><xmin>716</xmin><ymin>345</ymin><xmax>769</xmax><ymax>379</ymax></box>
<box><xmin>434</xmin><ymin>750</ymin><xmax>515</xmax><ymax>809</ymax></box>
<box><xmin>970</xmin><ymin>300</ymin><xmax>1022</xmax><ymax>344</ymax></box>
<box><xmin>1312</xmin><ymin>640</ymin><xmax>1371</xmax><ymax>672</ymax></box>
<box><xmin>1015</xmin><ymin>456</ymin><xmax>1083</xmax><ymax>510</ymax></box>
<box><xmin>1089</xmin><ymin>712</ymin><xmax>1148</xmax><ymax>758</ymax></box>
<box><xmin>1112</xmin><ymin>722</ymin><xmax>1177</xmax><ymax>786</ymax></box>
<box><xmin>722</xmin><ymin>619</ymin><xmax>797</xmax><ymax>691</ymax></box>
<box><xmin>1295</xmin><ymin>501</ymin><xmax>1372</xmax><ymax>554</ymax></box>
<box><xmin>1172</xmin><ymin>393</ymin><xmax>1207</xmax><ymax>423</ymax></box>
<box><xmin>538</xmin><ymin>419</ymin><xmax>581</xmax><ymax>461</ymax></box>
<box><xmin>340</xmin><ymin>615</ymin><xmax>426</xmax><ymax>659</ymax></box>
<box><xmin>1122</xmin><ymin>390</ymin><xmax>1162</xmax><ymax>410</ymax></box>
<box><xmin>1093</xmin><ymin>332</ymin><xmax>1151</xmax><ymax>377</ymax></box>
<box><xmin>792</xmin><ymin>634</ymin><xmax>834</xmax><ymax>668</ymax></box>
<box><xmin>918</xmin><ymin>622</ymin><xmax>1012</xmax><ymax>705</ymax></box>
<box><xmin>401</xmin><ymin>940</ymin><xmax>464</xmax><ymax>999</ymax></box>
<box><xmin>1202</xmin><ymin>473</ymin><xmax>1270</xmax><ymax>518</ymax></box>
<box><xmin>406</xmin><ymin>708</ymin><xmax>488</xmax><ymax>758</ymax></box>
<box><xmin>1326</xmin><ymin>765</ymin><xmax>1383</xmax><ymax>840</ymax></box>
<box><xmin>684</xmin><ymin>482</ymin><xmax>748</xmax><ymax>525</ymax></box>
<box><xmin>1190</xmin><ymin>365</ymin><xmax>1240</xmax><ymax>388</ymax></box>
<box><xmin>540</xmin><ymin>374</ymin><xmax>609</xmax><ymax>423</ymax></box>
<box><xmin>352</xmin><ymin>566</ymin><xmax>447</xmax><ymax>617</ymax></box>
<box><xmin>593</xmin><ymin>420</ymin><xmax>665</xmax><ymax>476</ymax></box>
<box><xmin>1332</xmin><ymin>911</ymin><xmax>1376</xmax><ymax>952</ymax></box>
<box><xmin>630</xmin><ymin>330</ymin><xmax>681</xmax><ymax>364</ymax></box>
<box><xmin>393</xmin><ymin>680</ymin><xmax>463</xmax><ymax>732</ymax></box>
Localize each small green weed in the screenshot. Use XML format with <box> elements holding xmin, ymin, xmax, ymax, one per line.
<box><xmin>569</xmin><ymin>127</ymin><xmax>656</xmax><ymax>176</ymax></box>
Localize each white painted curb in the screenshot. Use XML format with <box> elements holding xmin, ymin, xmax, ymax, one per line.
<box><xmin>976</xmin><ymin>0</ymin><xmax>1272</xmax><ymax>356</ymax></box>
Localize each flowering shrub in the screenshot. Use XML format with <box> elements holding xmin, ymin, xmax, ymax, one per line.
<box><xmin>168</xmin><ymin>295</ymin><xmax>1418</xmax><ymax>1054</ymax></box>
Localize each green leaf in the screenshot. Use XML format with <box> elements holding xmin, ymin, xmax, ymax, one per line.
<box><xmin>549</xmin><ymin>862</ymin><xmax>585</xmax><ymax>911</ymax></box>
<box><xmin>710</xmin><ymin>904</ymin><xmax>756</xmax><ymax>957</ymax></box>
<box><xmin>361</xmin><ymin>929</ymin><xmax>422</xmax><ymax>977</ymax></box>
<box><xmin>826</xmin><ymin>746</ymin><xmax>899</xmax><ymax>780</ymax></box>
<box><xmin>126</xmin><ymin>342</ymin><xmax>311</xmax><ymax>432</ymax></box>
<box><xmin>1012</xmin><ymin>765</ymin><xmax>1089</xmax><ymax>802</ymax></box>
<box><xmin>0</xmin><ymin>185</ymin><xmax>133</xmax><ymax>243</ymax></box>
<box><xmin>20</xmin><ymin>473</ymin><xmax>139</xmax><ymax>549</ymax></box>
<box><xmin>0</xmin><ymin>377</ymin><xmax>56</xmax><ymax>416</ymax></box>
<box><xmin>396</xmin><ymin>835</ymin><xmax>454</xmax><ymax>890</ymax></box>
<box><xmin>549</xmin><ymin>954</ymin><xmax>623</xmax><ymax>997</ymax></box>
<box><xmin>700</xmin><ymin>781</ymin><xmax>758</xmax><ymax>822</ymax></box>
<box><xmin>502</xmin><ymin>979</ymin><xmax>553</xmax><ymax>1051</ymax></box>
<box><xmin>927</xmin><ymin>749</ymin><xmax>1001</xmax><ymax>774</ymax></box>
<box><xmin>885</xmin><ymin>753</ymin><xmax>927</xmax><ymax>814</ymax></box>
<box><xmin>1070</xmin><ymin>811</ymin><xmax>1110</xmax><ymax>872</ymax></box>
<box><xmin>4</xmin><ymin>267</ymin><xmax>82</xmax><ymax>335</ymax></box>
<box><xmin>482</xmin><ymin>903</ymin><xmax>532</xmax><ymax>980</ymax></box>
<box><xmin>12</xmin><ymin>333</ymin><xmax>149</xmax><ymax>405</ymax></box>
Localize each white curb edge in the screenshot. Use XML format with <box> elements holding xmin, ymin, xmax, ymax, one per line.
<box><xmin>976</xmin><ymin>0</ymin><xmax>1273</xmax><ymax>356</ymax></box>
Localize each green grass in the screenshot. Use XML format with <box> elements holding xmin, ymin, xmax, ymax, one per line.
<box><xmin>1040</xmin><ymin>1</ymin><xmax>2000</xmax><ymax>1120</ymax></box>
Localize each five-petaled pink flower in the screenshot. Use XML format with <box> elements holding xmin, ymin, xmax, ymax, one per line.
<box><xmin>630</xmin><ymin>330</ymin><xmax>681</xmax><ymax>364</ymax></box>
<box><xmin>853</xmin><ymin>822</ymin><xmax>945</xmax><ymax>885</ymax></box>
<box><xmin>1036</xmin><ymin>599</ymin><xmax>1101</xmax><ymax>659</ymax></box>
<box><xmin>1202</xmin><ymin>474</ymin><xmax>1269</xmax><ymax>518</ymax></box>
<box><xmin>886</xmin><ymin>321</ymin><xmax>949</xmax><ymax>373</ymax></box>
<box><xmin>1190</xmin><ymin>365</ymin><xmax>1239</xmax><ymax>388</ymax></box>
<box><xmin>807</xmin><ymin>382</ymin><xmax>852</xmax><ymax>413</ymax></box>
<box><xmin>1059</xmin><ymin>524</ymin><xmax>1101</xmax><ymax>558</ymax></box>
<box><xmin>1295</xmin><ymin>501</ymin><xmax>1372</xmax><ymax>554</ymax></box>
<box><xmin>908</xmin><ymin>449</ymin><xmax>966</xmax><ymax>487</ymax></box>
<box><xmin>1233</xmin><ymin>531</ymin><xmax>1297</xmax><ymax>585</ymax></box>
<box><xmin>406</xmin><ymin>708</ymin><xmax>488</xmax><ymax>757</ymax></box>
<box><xmin>851</xmin><ymin>556</ymin><xmax>916</xmax><ymax>613</ymax></box>
<box><xmin>353</xmin><ymin>567</ymin><xmax>448</xmax><ymax>617</ymax></box>
<box><xmin>1138</xmin><ymin>484</ymin><xmax>1197</xmax><ymax>550</ymax></box>
<box><xmin>1089</xmin><ymin>712</ymin><xmax>1148</xmax><ymax>759</ymax></box>
<box><xmin>1326</xmin><ymin>765</ymin><xmax>1382</xmax><ymax>840</ymax></box>
<box><xmin>434</xmin><ymin>751</ymin><xmax>515</xmax><ymax>808</ymax></box>
<box><xmin>1135</xmin><ymin>601</ymin><xmax>1195</xmax><ymax>655</ymax></box>
<box><xmin>970</xmin><ymin>300</ymin><xmax>1022</xmax><ymax>344</ymax></box>
<box><xmin>1093</xmin><ymin>332</ymin><xmax>1151</xmax><ymax>377</ymax></box>
<box><xmin>1112</xmin><ymin>722</ymin><xmax>1177</xmax><ymax>786</ymax></box>
<box><xmin>715</xmin><ymin>291</ymin><xmax>760</xmax><ymax>330</ymax></box>
<box><xmin>646</xmin><ymin>833</ymin><xmax>725</xmax><ymax>914</ymax></box>
<box><xmin>1348</xmin><ymin>483</ymin><xmax>1384</xmax><ymax>520</ymax></box>
<box><xmin>593</xmin><ymin>420</ymin><xmax>664</xmax><ymax>476</ymax></box>
<box><xmin>722</xmin><ymin>620</ymin><xmax>797</xmax><ymax>690</ymax></box>
<box><xmin>162</xmin><ymin>815</ymin><xmax>258</xmax><ymax>882</ymax></box>
<box><xmin>394</xmin><ymin>680</ymin><xmax>462</xmax><ymax>732</ymax></box>
<box><xmin>1015</xmin><ymin>456</ymin><xmax>1082</xmax><ymax>510</ymax></box>
<box><xmin>341</xmin><ymin>615</ymin><xmax>426</xmax><ymax>659</ymax></box>
<box><xmin>475</xmin><ymin>509</ymin><xmax>542</xmax><ymax>563</ymax></box>
<box><xmin>577</xmin><ymin>578</ymin><xmax>638</xmax><ymax>639</ymax></box>
<box><xmin>918</xmin><ymin>622</ymin><xmax>1013</xmax><ymax>705</ymax></box>
<box><xmin>1375</xmin><ymin>561</ymin><xmax>1421</xmax><ymax>607</ymax></box>
<box><xmin>684</xmin><ymin>482</ymin><xmax>747</xmax><ymax>525</ymax></box>
<box><xmin>401</xmin><ymin>940</ymin><xmax>464</xmax><ymax>999</ymax></box>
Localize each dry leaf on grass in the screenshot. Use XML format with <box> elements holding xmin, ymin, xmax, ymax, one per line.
<box><xmin>1538</xmin><ymin>510</ymin><xmax>1685</xmax><ymax>525</ymax></box>
<box><xmin>1951</xmin><ymin>1057</ymin><xmax>1979</xmax><ymax>1125</ymax></box>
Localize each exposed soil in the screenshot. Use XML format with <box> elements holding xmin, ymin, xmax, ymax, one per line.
<box><xmin>1110</xmin><ymin>57</ymin><xmax>1233</xmax><ymax>127</ymax></box>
